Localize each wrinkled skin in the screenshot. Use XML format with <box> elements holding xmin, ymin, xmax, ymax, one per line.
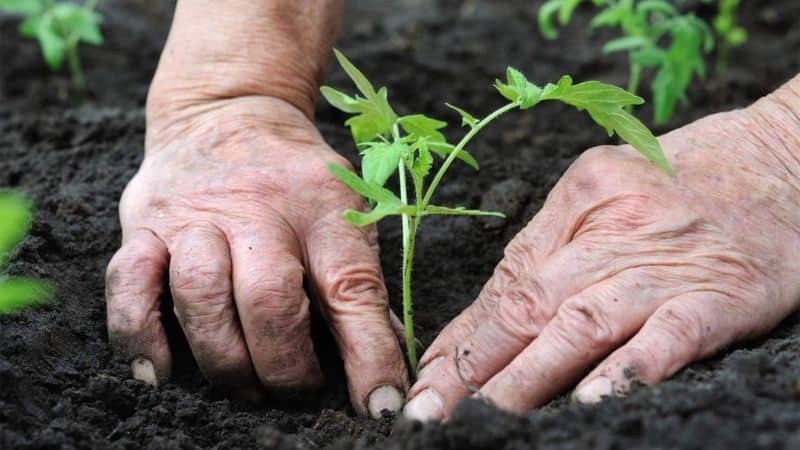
<box><xmin>105</xmin><ymin>96</ymin><xmax>408</xmax><ymax>416</ymax></box>
<box><xmin>405</xmin><ymin>84</ymin><xmax>800</xmax><ymax>420</ymax></box>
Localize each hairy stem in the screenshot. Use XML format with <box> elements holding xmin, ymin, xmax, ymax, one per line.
<box><xmin>422</xmin><ymin>102</ymin><xmax>518</xmax><ymax>207</ymax></box>
<box><xmin>402</xmin><ymin>216</ymin><xmax>419</xmax><ymax>374</ymax></box>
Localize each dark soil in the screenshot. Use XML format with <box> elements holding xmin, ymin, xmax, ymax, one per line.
<box><xmin>2</xmin><ymin>0</ymin><xmax>799</xmax><ymax>448</ymax></box>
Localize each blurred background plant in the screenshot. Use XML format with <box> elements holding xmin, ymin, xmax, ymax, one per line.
<box><xmin>539</xmin><ymin>0</ymin><xmax>714</xmax><ymax>125</ymax></box>
<box><xmin>0</xmin><ymin>0</ymin><xmax>103</xmax><ymax>96</ymax></box>
<box><xmin>0</xmin><ymin>190</ymin><xmax>53</xmax><ymax>314</ymax></box>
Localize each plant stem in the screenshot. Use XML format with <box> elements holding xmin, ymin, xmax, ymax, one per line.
<box><xmin>421</xmin><ymin>102</ymin><xmax>518</xmax><ymax>208</ymax></box>
<box><xmin>402</xmin><ymin>215</ymin><xmax>419</xmax><ymax>374</ymax></box>
<box><xmin>66</xmin><ymin>41</ymin><xmax>86</xmax><ymax>96</ymax></box>
<box><xmin>625</xmin><ymin>62</ymin><xmax>642</xmax><ymax>113</ymax></box>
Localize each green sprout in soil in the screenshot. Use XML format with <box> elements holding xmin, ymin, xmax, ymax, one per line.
<box><xmin>322</xmin><ymin>49</ymin><xmax>672</xmax><ymax>374</ymax></box>
<box><xmin>0</xmin><ymin>0</ymin><xmax>103</xmax><ymax>95</ymax></box>
<box><xmin>0</xmin><ymin>190</ymin><xmax>52</xmax><ymax>314</ymax></box>
<box><xmin>539</xmin><ymin>0</ymin><xmax>714</xmax><ymax>125</ymax></box>
<box><xmin>709</xmin><ymin>0</ymin><xmax>746</xmax><ymax>75</ymax></box>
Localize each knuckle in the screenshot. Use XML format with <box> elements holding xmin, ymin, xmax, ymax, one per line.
<box><xmin>553</xmin><ymin>298</ymin><xmax>615</xmax><ymax>351</ymax></box>
<box><xmin>171</xmin><ymin>257</ymin><xmax>229</xmax><ymax>294</ymax></box>
<box><xmin>323</xmin><ymin>261</ymin><xmax>387</xmax><ymax>308</ymax></box>
<box><xmin>650</xmin><ymin>306</ymin><xmax>705</xmax><ymax>349</ymax></box>
<box><xmin>495</xmin><ymin>276</ymin><xmax>552</xmax><ymax>339</ymax></box>
<box><xmin>238</xmin><ymin>263</ymin><xmax>305</xmax><ymax>310</ymax></box>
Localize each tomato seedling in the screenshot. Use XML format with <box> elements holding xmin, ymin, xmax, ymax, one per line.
<box><xmin>539</xmin><ymin>0</ymin><xmax>713</xmax><ymax>124</ymax></box>
<box><xmin>0</xmin><ymin>190</ymin><xmax>52</xmax><ymax>314</ymax></box>
<box><xmin>322</xmin><ymin>50</ymin><xmax>671</xmax><ymax>373</ymax></box>
<box><xmin>710</xmin><ymin>0</ymin><xmax>746</xmax><ymax>75</ymax></box>
<box><xmin>0</xmin><ymin>0</ymin><xmax>103</xmax><ymax>95</ymax></box>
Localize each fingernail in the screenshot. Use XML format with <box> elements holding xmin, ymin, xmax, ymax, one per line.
<box><xmin>367</xmin><ymin>385</ymin><xmax>404</xmax><ymax>419</ymax></box>
<box><xmin>131</xmin><ymin>358</ymin><xmax>157</xmax><ymax>386</ymax></box>
<box><xmin>574</xmin><ymin>376</ymin><xmax>612</xmax><ymax>404</ymax></box>
<box><xmin>416</xmin><ymin>356</ymin><xmax>444</xmax><ymax>380</ymax></box>
<box><xmin>403</xmin><ymin>388</ymin><xmax>444</xmax><ymax>422</ymax></box>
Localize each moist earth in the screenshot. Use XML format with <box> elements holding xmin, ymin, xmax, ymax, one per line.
<box><xmin>1</xmin><ymin>0</ymin><xmax>799</xmax><ymax>449</ymax></box>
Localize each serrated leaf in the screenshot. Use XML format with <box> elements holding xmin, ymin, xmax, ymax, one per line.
<box><xmin>428</xmin><ymin>142</ymin><xmax>480</xmax><ymax>170</ymax></box>
<box><xmin>327</xmin><ymin>163</ymin><xmax>412</xmax><ymax>226</ymax></box>
<box><xmin>411</xmin><ymin>142</ymin><xmax>433</xmax><ymax>178</ymax></box>
<box><xmin>342</xmin><ymin>203</ymin><xmax>411</xmax><ymax>226</ymax></box>
<box><xmin>333</xmin><ymin>48</ymin><xmax>376</xmax><ymax>99</ymax></box>
<box><xmin>494</xmin><ymin>67</ymin><xmax>543</xmax><ymax>109</ymax></box>
<box><xmin>541</xmin><ymin>77</ymin><xmax>672</xmax><ymax>174</ymax></box>
<box><xmin>322</xmin><ymin>50</ymin><xmax>397</xmax><ymax>144</ymax></box>
<box><xmin>399</xmin><ymin>114</ymin><xmax>447</xmax><ymax>143</ymax></box>
<box><xmin>538</xmin><ymin>0</ymin><xmax>565</xmax><ymax>39</ymax></box>
<box><xmin>320</xmin><ymin>86</ymin><xmax>360</xmax><ymax>113</ymax></box>
<box><xmin>424</xmin><ymin>206</ymin><xmax>505</xmax><ymax>218</ymax></box>
<box><xmin>445</xmin><ymin>103</ymin><xmax>479</xmax><ymax>128</ymax></box>
<box><xmin>0</xmin><ymin>277</ymin><xmax>53</xmax><ymax>314</ymax></box>
<box><xmin>361</xmin><ymin>141</ymin><xmax>406</xmax><ymax>187</ymax></box>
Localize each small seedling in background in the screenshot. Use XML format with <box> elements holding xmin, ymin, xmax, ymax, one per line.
<box><xmin>710</xmin><ymin>0</ymin><xmax>746</xmax><ymax>75</ymax></box>
<box><xmin>322</xmin><ymin>50</ymin><xmax>671</xmax><ymax>374</ymax></box>
<box><xmin>0</xmin><ymin>0</ymin><xmax>103</xmax><ymax>95</ymax></box>
<box><xmin>0</xmin><ymin>190</ymin><xmax>53</xmax><ymax>314</ymax></box>
<box><xmin>539</xmin><ymin>0</ymin><xmax>714</xmax><ymax>125</ymax></box>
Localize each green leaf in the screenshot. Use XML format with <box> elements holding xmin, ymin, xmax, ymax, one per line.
<box><xmin>327</xmin><ymin>163</ymin><xmax>412</xmax><ymax>226</ymax></box>
<box><xmin>540</xmin><ymin>76</ymin><xmax>673</xmax><ymax>174</ymax></box>
<box><xmin>0</xmin><ymin>277</ymin><xmax>53</xmax><ymax>314</ymax></box>
<box><xmin>0</xmin><ymin>190</ymin><xmax>33</xmax><ymax>269</ymax></box>
<box><xmin>361</xmin><ymin>141</ymin><xmax>406</xmax><ymax>187</ymax></box>
<box><xmin>398</xmin><ymin>114</ymin><xmax>447</xmax><ymax>143</ymax></box>
<box><xmin>322</xmin><ymin>50</ymin><xmax>397</xmax><ymax>144</ymax></box>
<box><xmin>411</xmin><ymin>142</ymin><xmax>433</xmax><ymax>178</ymax></box>
<box><xmin>602</xmin><ymin>36</ymin><xmax>650</xmax><ymax>54</ymax></box>
<box><xmin>428</xmin><ymin>142</ymin><xmax>479</xmax><ymax>170</ymax></box>
<box><xmin>538</xmin><ymin>0</ymin><xmax>584</xmax><ymax>39</ymax></box>
<box><xmin>494</xmin><ymin>67</ymin><xmax>543</xmax><ymax>109</ymax></box>
<box><xmin>425</xmin><ymin>205</ymin><xmax>505</xmax><ymax>218</ymax></box>
<box><xmin>320</xmin><ymin>86</ymin><xmax>361</xmax><ymax>113</ymax></box>
<box><xmin>326</xmin><ymin>163</ymin><xmax>401</xmax><ymax>204</ymax></box>
<box><xmin>52</xmin><ymin>4</ymin><xmax>103</xmax><ymax>45</ymax></box>
<box><xmin>0</xmin><ymin>0</ymin><xmax>43</xmax><ymax>15</ymax></box>
<box><xmin>445</xmin><ymin>103</ymin><xmax>479</xmax><ymax>128</ymax></box>
<box><xmin>333</xmin><ymin>48</ymin><xmax>376</xmax><ymax>99</ymax></box>
<box><xmin>589</xmin><ymin>3</ymin><xmax>624</xmax><ymax>29</ymax></box>
<box><xmin>342</xmin><ymin>203</ymin><xmax>412</xmax><ymax>226</ymax></box>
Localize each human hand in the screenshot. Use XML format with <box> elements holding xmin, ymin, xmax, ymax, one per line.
<box><xmin>404</xmin><ymin>77</ymin><xmax>800</xmax><ymax>421</ymax></box>
<box><xmin>105</xmin><ymin>95</ymin><xmax>407</xmax><ymax>418</ymax></box>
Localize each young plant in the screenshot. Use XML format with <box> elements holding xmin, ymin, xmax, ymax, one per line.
<box><xmin>710</xmin><ymin>0</ymin><xmax>746</xmax><ymax>75</ymax></box>
<box><xmin>0</xmin><ymin>190</ymin><xmax>52</xmax><ymax>314</ymax></box>
<box><xmin>539</xmin><ymin>0</ymin><xmax>714</xmax><ymax>124</ymax></box>
<box><xmin>321</xmin><ymin>50</ymin><xmax>672</xmax><ymax>373</ymax></box>
<box><xmin>0</xmin><ymin>0</ymin><xmax>103</xmax><ymax>95</ymax></box>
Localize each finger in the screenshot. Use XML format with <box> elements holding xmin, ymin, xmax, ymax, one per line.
<box><xmin>230</xmin><ymin>224</ymin><xmax>323</xmax><ymax>391</ymax></box>
<box><xmin>169</xmin><ymin>223</ymin><xmax>256</xmax><ymax>388</ymax></box>
<box><xmin>477</xmin><ymin>269</ymin><xmax>675</xmax><ymax>414</ymax></box>
<box><xmin>573</xmin><ymin>291</ymin><xmax>777</xmax><ymax>403</ymax></box>
<box><xmin>414</xmin><ymin>193</ymin><xmax>571</xmax><ymax>373</ymax></box>
<box><xmin>105</xmin><ymin>229</ymin><xmax>171</xmax><ymax>385</ymax></box>
<box><xmin>305</xmin><ymin>214</ymin><xmax>408</xmax><ymax>418</ymax></box>
<box><xmin>406</xmin><ymin>239</ymin><xmax>622</xmax><ymax>421</ymax></box>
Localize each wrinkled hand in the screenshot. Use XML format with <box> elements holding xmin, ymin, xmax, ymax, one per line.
<box><xmin>105</xmin><ymin>96</ymin><xmax>407</xmax><ymax>417</ymax></box>
<box><xmin>405</xmin><ymin>83</ymin><xmax>800</xmax><ymax>421</ymax></box>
